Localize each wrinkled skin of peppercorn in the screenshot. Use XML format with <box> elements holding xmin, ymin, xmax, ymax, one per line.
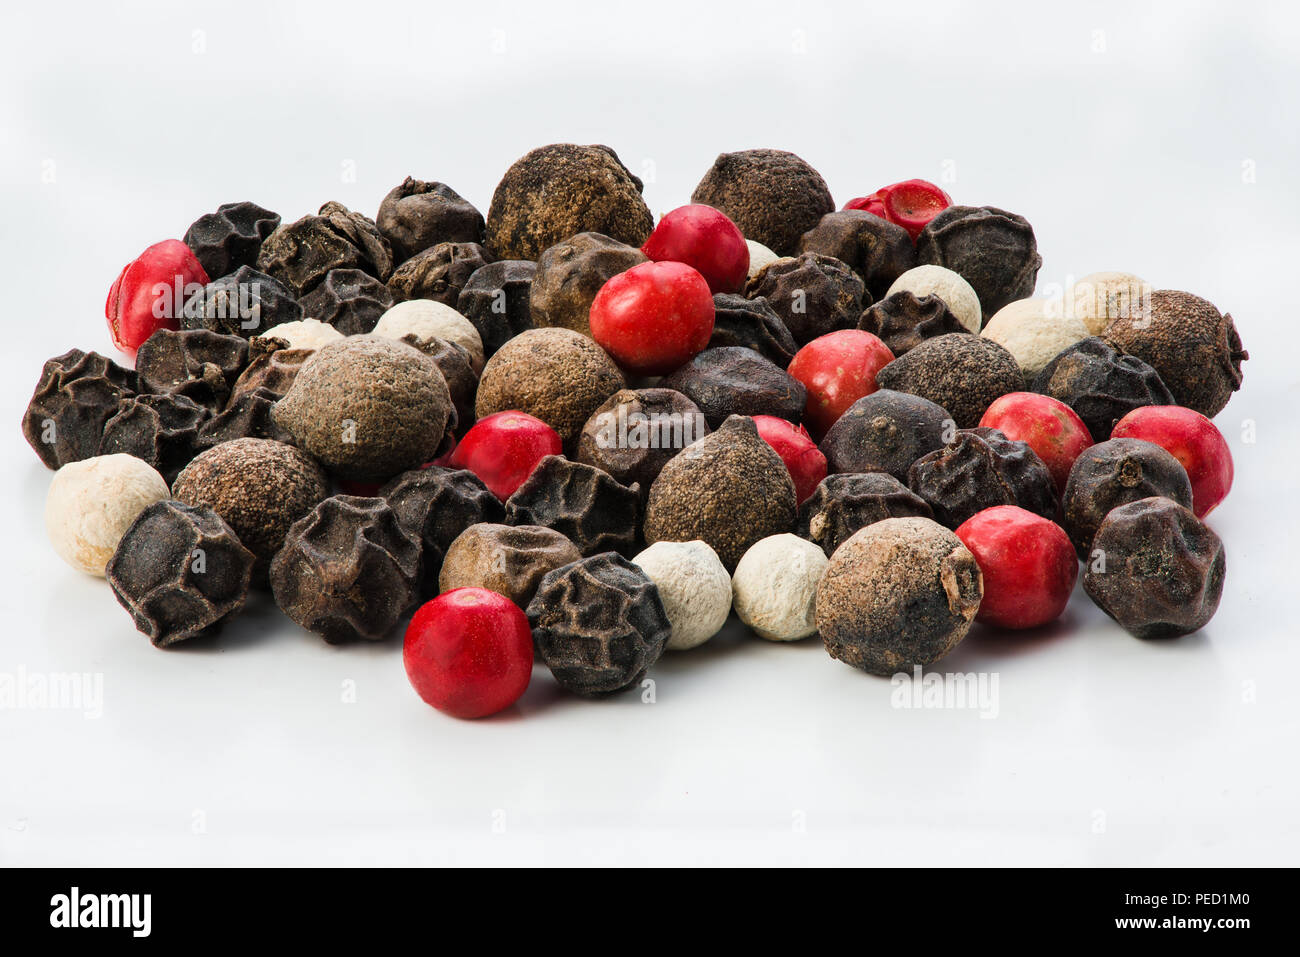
<box><xmin>908</xmin><ymin>427</ymin><xmax>1058</xmax><ymax>529</ymax></box>
<box><xmin>504</xmin><ymin>455</ymin><xmax>641</xmax><ymax>558</ymax></box>
<box><xmin>22</xmin><ymin>349</ymin><xmax>137</xmax><ymax>470</ymax></box>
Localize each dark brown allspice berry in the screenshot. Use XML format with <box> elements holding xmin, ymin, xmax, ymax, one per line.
<box><xmin>743</xmin><ymin>252</ymin><xmax>867</xmax><ymax>346</ymax></box>
<box><xmin>1061</xmin><ymin>438</ymin><xmax>1194</xmax><ymax>560</ymax></box>
<box><xmin>299</xmin><ymin>268</ymin><xmax>394</xmax><ymax>335</ymax></box>
<box><xmin>456</xmin><ymin>259</ymin><xmax>537</xmax><ymax>357</ymax></box>
<box><xmin>439</xmin><ymin>524</ymin><xmax>581</xmax><ymax>609</ymax></box>
<box><xmin>819</xmin><ymin>389</ymin><xmax>953</xmax><ymax>481</ymax></box>
<box><xmin>376</xmin><ymin>178</ymin><xmax>486</xmax><ymax>264</ymax></box>
<box><xmin>504</xmin><ymin>455</ymin><xmax>641</xmax><ymax>557</ymax></box>
<box><xmin>183</xmin><ymin>201</ymin><xmax>281</xmax><ymax>280</ymax></box>
<box><xmin>530</xmin><ymin>232</ymin><xmax>647</xmax><ymax>338</ymax></box>
<box><xmin>1032</xmin><ymin>337</ymin><xmax>1175</xmax><ymax>441</ymax></box>
<box><xmin>708</xmin><ymin>294</ymin><xmax>798</xmax><ymax>367</ymax></box>
<box><xmin>858</xmin><ymin>291</ymin><xmax>970</xmax><ymax>357</ymax></box>
<box><xmin>22</xmin><ymin>349</ymin><xmax>137</xmax><ymax>469</ymax></box>
<box><xmin>379</xmin><ymin>466</ymin><xmax>504</xmax><ymax>588</ymax></box>
<box><xmin>185</xmin><ymin>266</ymin><xmax>303</xmax><ymax>339</ymax></box>
<box><xmin>798</xmin><ymin>472</ymin><xmax>934</xmax><ymax>557</ymax></box>
<box><xmin>197</xmin><ymin>387</ymin><xmax>294</xmax><ymax>449</ymax></box>
<box><xmin>387</xmin><ymin>241</ymin><xmax>493</xmax><ymax>306</ymax></box>
<box><xmin>526</xmin><ymin>552</ymin><xmax>671</xmax><ymax>697</ymax></box>
<box><xmin>875</xmin><ymin>332</ymin><xmax>1023</xmax><ymax>429</ymax></box>
<box><xmin>1105</xmin><ymin>289</ymin><xmax>1247</xmax><ymax>418</ymax></box>
<box><xmin>257</xmin><ymin>201</ymin><xmax>394</xmax><ymax>296</ymax></box>
<box><xmin>575</xmin><ymin>388</ymin><xmax>710</xmax><ymax>498</ymax></box>
<box><xmin>134</xmin><ymin>328</ymin><xmax>249</xmax><ymax>412</ymax></box>
<box><xmin>106</xmin><ymin>500</ymin><xmax>255</xmax><ymax>648</ymax></box>
<box><xmin>798</xmin><ymin>210</ymin><xmax>916</xmax><ymax>300</ymax></box>
<box><xmin>690</xmin><ymin>148</ymin><xmax>834</xmax><ymax>257</ymax></box>
<box><xmin>271</xmin><ymin>495</ymin><xmax>422</xmax><ymax>644</ymax></box>
<box><xmin>1083</xmin><ymin>497</ymin><xmax>1225</xmax><ymax>640</ymax></box>
<box><xmin>99</xmin><ymin>393</ymin><xmax>210</xmax><ymax>485</ymax></box>
<box><xmin>661</xmin><ymin>346</ymin><xmax>806</xmax><ymax>429</ymax></box>
<box><xmin>916</xmin><ymin>205</ymin><xmax>1042</xmax><ymax>320</ymax></box>
<box><xmin>908</xmin><ymin>427</ymin><xmax>1059</xmax><ymax>529</ymax></box>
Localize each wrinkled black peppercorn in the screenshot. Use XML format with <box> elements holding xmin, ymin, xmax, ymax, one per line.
<box><xmin>228</xmin><ymin>343</ymin><xmax>311</xmax><ymax>404</ymax></box>
<box><xmin>858</xmin><ymin>291</ymin><xmax>970</xmax><ymax>357</ymax></box>
<box><xmin>183</xmin><ymin>201</ymin><xmax>281</xmax><ymax>280</ymax></box>
<box><xmin>504</xmin><ymin>455</ymin><xmax>640</xmax><ymax>557</ymax></box>
<box><xmin>819</xmin><ymin>389</ymin><xmax>953</xmax><ymax>481</ymax></box>
<box><xmin>196</xmin><ymin>387</ymin><xmax>294</xmax><ymax>449</ymax></box>
<box><xmin>529</xmin><ymin>232</ymin><xmax>646</xmax><ymax>338</ymax></box>
<box><xmin>257</xmin><ymin>201</ymin><xmax>393</xmax><ymax>296</ymax></box>
<box><xmin>299</xmin><ymin>267</ymin><xmax>394</xmax><ymax>335</ymax></box>
<box><xmin>908</xmin><ymin>427</ymin><xmax>1059</xmax><ymax>529</ymax></box>
<box><xmin>526</xmin><ymin>552</ymin><xmax>671</xmax><ymax>697</ymax></box>
<box><xmin>22</xmin><ymin>349</ymin><xmax>136</xmax><ymax>469</ymax></box>
<box><xmin>379</xmin><ymin>466</ymin><xmax>504</xmax><ymax>589</ymax></box>
<box><xmin>743</xmin><ymin>252</ymin><xmax>866</xmax><ymax>345</ymax></box>
<box><xmin>798</xmin><ymin>210</ymin><xmax>916</xmax><ymax>300</ymax></box>
<box><xmin>575</xmin><ymin>388</ymin><xmax>709</xmax><ymax>498</ymax></box>
<box><xmin>798</xmin><ymin>472</ymin><xmax>934</xmax><ymax>557</ymax></box>
<box><xmin>915</xmin><ymin>205</ymin><xmax>1042</xmax><ymax>320</ymax></box>
<box><xmin>185</xmin><ymin>266</ymin><xmax>303</xmax><ymax>339</ymax></box>
<box><xmin>99</xmin><ymin>393</ymin><xmax>210</xmax><ymax>485</ymax></box>
<box><xmin>661</xmin><ymin>346</ymin><xmax>806</xmax><ymax>428</ymax></box>
<box><xmin>376</xmin><ymin>178</ymin><xmax>486</xmax><ymax>264</ymax></box>
<box><xmin>708</xmin><ymin>293</ymin><xmax>798</xmax><ymax>367</ymax></box>
<box><xmin>456</xmin><ymin>259</ymin><xmax>537</xmax><ymax>357</ymax></box>
<box><xmin>134</xmin><ymin>328</ymin><xmax>249</xmax><ymax>412</ymax></box>
<box><xmin>875</xmin><ymin>333</ymin><xmax>1022</xmax><ymax>429</ymax></box>
<box><xmin>1032</xmin><ymin>337</ymin><xmax>1175</xmax><ymax>441</ymax></box>
<box><xmin>387</xmin><ymin>241</ymin><xmax>493</xmax><ymax>305</ymax></box>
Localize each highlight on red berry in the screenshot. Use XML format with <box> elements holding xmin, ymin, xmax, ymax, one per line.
<box><xmin>955</xmin><ymin>505</ymin><xmax>1078</xmax><ymax>630</ymax></box>
<box><xmin>448</xmin><ymin>410</ymin><xmax>562</xmax><ymax>500</ymax></box>
<box><xmin>787</xmin><ymin>329</ymin><xmax>894</xmax><ymax>438</ymax></box>
<box><xmin>641</xmin><ymin>204</ymin><xmax>750</xmax><ymax>295</ymax></box>
<box><xmin>979</xmin><ymin>392</ymin><xmax>1095</xmax><ymax>495</ymax></box>
<box><xmin>1110</xmin><ymin>406</ymin><xmax>1233</xmax><ymax>518</ymax></box>
<box><xmin>751</xmin><ymin>415</ymin><xmax>827</xmax><ymax>504</ymax></box>
<box><xmin>105</xmin><ymin>239</ymin><xmax>209</xmax><ymax>355</ymax></box>
<box><xmin>843</xmin><ymin>179</ymin><xmax>952</xmax><ymax>241</ymax></box>
<box><xmin>589</xmin><ymin>260</ymin><xmax>715</xmax><ymax>376</ymax></box>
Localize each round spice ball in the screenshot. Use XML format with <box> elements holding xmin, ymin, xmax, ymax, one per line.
<box><xmin>475</xmin><ymin>328</ymin><xmax>624</xmax><ymax>445</ymax></box>
<box><xmin>858</xmin><ymin>291</ymin><xmax>969</xmax><ymax>357</ymax></box>
<box><xmin>731</xmin><ymin>533</ymin><xmax>829</xmax><ymax>642</ymax></box>
<box><xmin>380</xmin><ymin>466</ymin><xmax>504</xmax><ymax>588</ymax></box>
<box><xmin>915</xmin><ymin>205</ymin><xmax>1042</xmax><ymax>321</ymax></box>
<box><xmin>1104</xmin><ymin>289</ymin><xmax>1247</xmax><ymax>418</ymax></box>
<box><xmin>709</xmin><ymin>293</ymin><xmax>798</xmax><ymax>367</ymax></box>
<box><xmin>373</xmin><ymin>300</ymin><xmax>485</xmax><ymax>372</ymax></box>
<box><xmin>875</xmin><ymin>333</ymin><xmax>1022</xmax><ymax>429</ymax></box>
<box><xmin>45</xmin><ymin>454</ymin><xmax>170</xmax><ymax>576</ymax></box>
<box><xmin>907</xmin><ymin>427</ymin><xmax>1059</xmax><ymax>529</ymax></box>
<box><xmin>485</xmin><ymin>144</ymin><xmax>653</xmax><ymax>261</ymax></box>
<box><xmin>1061</xmin><ymin>437</ymin><xmax>1194</xmax><ymax>559</ymax></box>
<box><xmin>819</xmin><ymin>389</ymin><xmax>953</xmax><ymax>480</ymax></box>
<box><xmin>1070</xmin><ymin>271</ymin><xmax>1152</xmax><ymax>336</ymax></box>
<box><xmin>981</xmin><ymin>297</ymin><xmax>1089</xmax><ymax>382</ymax></box>
<box><xmin>1083</xmin><ymin>497</ymin><xmax>1225</xmax><ymax>640</ymax></box>
<box><xmin>886</xmin><ymin>265</ymin><xmax>982</xmax><ymax>334</ymax></box>
<box><xmin>690</xmin><ymin>149</ymin><xmax>834</xmax><ymax>257</ymax></box>
<box><xmin>644</xmin><ymin>415</ymin><xmax>797</xmax><ymax>571</ymax></box>
<box><xmin>387</xmin><ymin>241</ymin><xmax>492</xmax><ymax>307</ymax></box>
<box><xmin>252</xmin><ymin>317</ymin><xmax>343</xmax><ymax>352</ymax></box>
<box><xmin>456</xmin><ymin>259</ymin><xmax>537</xmax><ymax>357</ymax></box>
<box><xmin>661</xmin><ymin>346</ymin><xmax>806</xmax><ymax>429</ymax></box>
<box><xmin>575</xmin><ymin>388</ymin><xmax>710</xmax><ymax>496</ymax></box>
<box><xmin>798</xmin><ymin>471</ymin><xmax>933</xmax><ymax>557</ymax></box>
<box><xmin>172</xmin><ymin>437</ymin><xmax>331</xmax><ymax>581</ymax></box>
<box><xmin>273</xmin><ymin>336</ymin><xmax>452</xmax><ymax>480</ymax></box>
<box><xmin>746</xmin><ymin>240</ymin><xmax>780</xmax><ymax>278</ymax></box>
<box><xmin>815</xmin><ymin>517</ymin><xmax>983</xmax><ymax>676</ymax></box>
<box><xmin>1032</xmin><ymin>337</ymin><xmax>1174</xmax><ymax>441</ymax></box>
<box><xmin>530</xmin><ymin>232</ymin><xmax>647</xmax><ymax>338</ymax></box>
<box><xmin>743</xmin><ymin>252</ymin><xmax>866</xmax><ymax>345</ymax></box>
<box><xmin>631</xmin><ymin>540</ymin><xmax>732</xmax><ymax>651</ymax></box>
<box><xmin>183</xmin><ymin>201</ymin><xmax>280</xmax><ymax>279</ymax></box>
<box><xmin>439</xmin><ymin>523</ymin><xmax>581</xmax><ymax>609</ymax></box>
<box><xmin>376</xmin><ymin>177</ymin><xmax>486</xmax><ymax>264</ymax></box>
<box><xmin>526</xmin><ymin>552</ymin><xmax>671</xmax><ymax>697</ymax></box>
<box><xmin>797</xmin><ymin>209</ymin><xmax>915</xmax><ymax>300</ymax></box>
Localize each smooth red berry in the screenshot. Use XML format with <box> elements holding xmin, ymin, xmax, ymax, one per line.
<box><xmin>589</xmin><ymin>261</ymin><xmax>715</xmax><ymax>376</ymax></box>
<box><xmin>641</xmin><ymin>204</ymin><xmax>749</xmax><ymax>295</ymax></box>
<box><xmin>1111</xmin><ymin>406</ymin><xmax>1233</xmax><ymax>518</ymax></box>
<box><xmin>787</xmin><ymin>330</ymin><xmax>894</xmax><ymax>438</ymax></box>
<box><xmin>980</xmin><ymin>392</ymin><xmax>1094</xmax><ymax>495</ymax></box>
<box><xmin>752</xmin><ymin>415</ymin><xmax>827</xmax><ymax>504</ymax></box>
<box><xmin>448</xmin><ymin>410</ymin><xmax>562</xmax><ymax>500</ymax></box>
<box><xmin>955</xmin><ymin>506</ymin><xmax>1078</xmax><ymax>630</ymax></box>
<box><xmin>403</xmin><ymin>588</ymin><xmax>534</xmax><ymax>719</ymax></box>
<box><xmin>105</xmin><ymin>239</ymin><xmax>209</xmax><ymax>356</ymax></box>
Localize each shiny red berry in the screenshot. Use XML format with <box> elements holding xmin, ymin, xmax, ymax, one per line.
<box><xmin>448</xmin><ymin>411</ymin><xmax>562</xmax><ymax>500</ymax></box>
<box><xmin>589</xmin><ymin>261</ymin><xmax>715</xmax><ymax>376</ymax></box>
<box><xmin>105</xmin><ymin>239</ymin><xmax>209</xmax><ymax>356</ymax></box>
<box><xmin>641</xmin><ymin>204</ymin><xmax>749</xmax><ymax>295</ymax></box>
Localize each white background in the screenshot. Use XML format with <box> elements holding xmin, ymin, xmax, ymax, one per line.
<box><xmin>1</xmin><ymin>0</ymin><xmax>1297</xmax><ymax>866</ymax></box>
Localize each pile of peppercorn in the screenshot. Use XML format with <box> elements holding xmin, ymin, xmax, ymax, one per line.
<box><xmin>24</xmin><ymin>144</ymin><xmax>1245</xmax><ymax>718</ymax></box>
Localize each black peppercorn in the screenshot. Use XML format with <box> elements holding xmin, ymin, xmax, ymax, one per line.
<box><xmin>526</xmin><ymin>552</ymin><xmax>671</xmax><ymax>697</ymax></box>
<box><xmin>299</xmin><ymin>268</ymin><xmax>394</xmax><ymax>335</ymax></box>
<box><xmin>690</xmin><ymin>149</ymin><xmax>834</xmax><ymax>257</ymax></box>
<box><xmin>257</xmin><ymin>201</ymin><xmax>393</xmax><ymax>296</ymax></box>
<box><xmin>574</xmin><ymin>388</ymin><xmax>710</xmax><ymax>498</ymax></box>
<box><xmin>908</xmin><ymin>427</ymin><xmax>1059</xmax><ymax>529</ymax></box>
<box><xmin>743</xmin><ymin>252</ymin><xmax>866</xmax><ymax>345</ymax></box>
<box><xmin>228</xmin><ymin>343</ymin><xmax>311</xmax><ymax>404</ymax></box>
<box><xmin>183</xmin><ymin>201</ymin><xmax>280</xmax><ymax>280</ymax></box>
<box><xmin>798</xmin><ymin>472</ymin><xmax>934</xmax><ymax>557</ymax></box>
<box><xmin>456</xmin><ymin>259</ymin><xmax>537</xmax><ymax>357</ymax></box>
<box><xmin>22</xmin><ymin>348</ymin><xmax>136</xmax><ymax>469</ymax></box>
<box><xmin>388</xmin><ymin>241</ymin><xmax>493</xmax><ymax>305</ymax></box>
<box><xmin>916</xmin><ymin>205</ymin><xmax>1042</xmax><ymax>320</ymax></box>
<box><xmin>197</xmin><ymin>387</ymin><xmax>294</xmax><ymax>449</ymax></box>
<box><xmin>134</xmin><ymin>328</ymin><xmax>250</xmax><ymax>412</ymax></box>
<box><xmin>708</xmin><ymin>293</ymin><xmax>798</xmax><ymax>367</ymax></box>
<box><xmin>504</xmin><ymin>455</ymin><xmax>641</xmax><ymax>557</ymax></box>
<box><xmin>875</xmin><ymin>332</ymin><xmax>1022</xmax><ymax>429</ymax></box>
<box><xmin>819</xmin><ymin>389</ymin><xmax>953</xmax><ymax>481</ymax></box>
<box><xmin>529</xmin><ymin>232</ymin><xmax>647</xmax><ymax>338</ymax></box>
<box><xmin>858</xmin><ymin>291</ymin><xmax>970</xmax><ymax>357</ymax></box>
<box><xmin>379</xmin><ymin>466</ymin><xmax>504</xmax><ymax>588</ymax></box>
<box><xmin>184</xmin><ymin>266</ymin><xmax>303</xmax><ymax>339</ymax></box>
<box><xmin>99</xmin><ymin>393</ymin><xmax>210</xmax><ymax>486</ymax></box>
<box><xmin>1032</xmin><ymin>337</ymin><xmax>1175</xmax><ymax>441</ymax></box>
<box><xmin>797</xmin><ymin>210</ymin><xmax>916</xmax><ymax>300</ymax></box>
<box><xmin>376</xmin><ymin>178</ymin><xmax>486</xmax><ymax>264</ymax></box>
<box><xmin>661</xmin><ymin>346</ymin><xmax>806</xmax><ymax>428</ymax></box>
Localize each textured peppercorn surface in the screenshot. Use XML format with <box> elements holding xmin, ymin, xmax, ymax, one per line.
<box><xmin>743</xmin><ymin>252</ymin><xmax>866</xmax><ymax>345</ymax></box>
<box><xmin>915</xmin><ymin>205</ymin><xmax>1042</xmax><ymax>320</ymax></box>
<box><xmin>23</xmin><ymin>349</ymin><xmax>137</xmax><ymax>470</ymax></box>
<box><xmin>300</xmin><ymin>267</ymin><xmax>394</xmax><ymax>335</ymax></box>
<box><xmin>798</xmin><ymin>210</ymin><xmax>915</xmax><ymax>300</ymax></box>
<box><xmin>661</xmin><ymin>346</ymin><xmax>806</xmax><ymax>429</ymax></box>
<box><xmin>186</xmin><ymin>266</ymin><xmax>302</xmax><ymax>338</ymax></box>
<box><xmin>575</xmin><ymin>388</ymin><xmax>710</xmax><ymax>498</ymax></box>
<box><xmin>529</xmin><ymin>232</ymin><xmax>646</xmax><ymax>339</ymax></box>
<box><xmin>456</xmin><ymin>259</ymin><xmax>537</xmax><ymax>357</ymax></box>
<box><xmin>257</xmin><ymin>201</ymin><xmax>393</xmax><ymax>296</ymax></box>
<box><xmin>134</xmin><ymin>328</ymin><xmax>250</xmax><ymax>412</ymax></box>
<box><xmin>875</xmin><ymin>333</ymin><xmax>1022</xmax><ymax>429</ymax></box>
<box><xmin>907</xmin><ymin>427</ymin><xmax>1059</xmax><ymax>529</ymax></box>
<box><xmin>798</xmin><ymin>471</ymin><xmax>934</xmax><ymax>557</ymax></box>
<box><xmin>183</xmin><ymin>201</ymin><xmax>280</xmax><ymax>280</ymax></box>
<box><xmin>708</xmin><ymin>293</ymin><xmax>798</xmax><ymax>367</ymax></box>
<box><xmin>439</xmin><ymin>523</ymin><xmax>581</xmax><ymax>609</ymax></box>
<box><xmin>819</xmin><ymin>389</ymin><xmax>953</xmax><ymax>480</ymax></box>
<box><xmin>387</xmin><ymin>241</ymin><xmax>492</xmax><ymax>306</ymax></box>
<box><xmin>859</xmin><ymin>291</ymin><xmax>970</xmax><ymax>357</ymax></box>
<box><xmin>504</xmin><ymin>455</ymin><xmax>640</xmax><ymax>557</ymax></box>
<box><xmin>379</xmin><ymin>465</ymin><xmax>502</xmax><ymax>589</ymax></box>
<box><xmin>99</xmin><ymin>392</ymin><xmax>210</xmax><ymax>485</ymax></box>
<box><xmin>815</xmin><ymin>516</ymin><xmax>982</xmax><ymax>675</ymax></box>
<box><xmin>376</xmin><ymin>178</ymin><xmax>486</xmax><ymax>264</ymax></box>
<box><xmin>197</xmin><ymin>387</ymin><xmax>294</xmax><ymax>448</ymax></box>
<box><xmin>1032</xmin><ymin>337</ymin><xmax>1175</xmax><ymax>441</ymax></box>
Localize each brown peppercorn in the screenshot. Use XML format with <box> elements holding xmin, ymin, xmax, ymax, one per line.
<box><xmin>299</xmin><ymin>268</ymin><xmax>394</xmax><ymax>335</ymax></box>
<box><xmin>1083</xmin><ymin>497</ymin><xmax>1225</xmax><ymax>639</ymax></box>
<box><xmin>690</xmin><ymin>149</ymin><xmax>834</xmax><ymax>257</ymax></box>
<box><xmin>22</xmin><ymin>348</ymin><xmax>137</xmax><ymax>470</ymax></box>
<box><xmin>172</xmin><ymin>437</ymin><xmax>331</xmax><ymax>583</ymax></box>
<box><xmin>485</xmin><ymin>144</ymin><xmax>653</xmax><ymax>261</ymax></box>
<box><xmin>1032</xmin><ymin>337</ymin><xmax>1175</xmax><ymax>440</ymax></box>
<box><xmin>661</xmin><ymin>346</ymin><xmax>806</xmax><ymax>429</ymax></box>
<box><xmin>798</xmin><ymin>472</ymin><xmax>934</xmax><ymax>557</ymax></box>
<box><xmin>1104</xmin><ymin>290</ymin><xmax>1247</xmax><ymax>418</ymax></box>
<box><xmin>815</xmin><ymin>517</ymin><xmax>982</xmax><ymax>675</ymax></box>
<box><xmin>916</xmin><ymin>206</ymin><xmax>1042</xmax><ymax>320</ymax></box>
<box><xmin>1061</xmin><ymin>438</ymin><xmax>1194</xmax><ymax>560</ymax></box>
<box><xmin>229</xmin><ymin>344</ymin><xmax>312</xmax><ymax>404</ymax></box>
<box><xmin>574</xmin><ymin>388</ymin><xmax>710</xmax><ymax>497</ymax></box>
<box><xmin>743</xmin><ymin>252</ymin><xmax>866</xmax><ymax>345</ymax></box>
<box><xmin>529</xmin><ymin>232</ymin><xmax>647</xmax><ymax>338</ymax></box>
<box><xmin>504</xmin><ymin>455</ymin><xmax>640</xmax><ymax>557</ymax></box>
<box><xmin>907</xmin><ymin>427</ymin><xmax>1059</xmax><ymax>529</ymax></box>
<box><xmin>376</xmin><ymin>178</ymin><xmax>486</xmax><ymax>264</ymax></box>
<box><xmin>644</xmin><ymin>415</ymin><xmax>797</xmax><ymax>571</ymax></box>
<box><xmin>798</xmin><ymin>210</ymin><xmax>916</xmax><ymax>300</ymax></box>
<box><xmin>456</xmin><ymin>259</ymin><xmax>537</xmax><ymax>357</ymax></box>
<box><xmin>135</xmin><ymin>328</ymin><xmax>250</xmax><ymax>412</ymax></box>
<box><xmin>439</xmin><ymin>523</ymin><xmax>581</xmax><ymax>608</ymax></box>
<box><xmin>819</xmin><ymin>389</ymin><xmax>953</xmax><ymax>481</ymax></box>
<box><xmin>387</xmin><ymin>241</ymin><xmax>493</xmax><ymax>306</ymax></box>
<box><xmin>858</xmin><ymin>291</ymin><xmax>970</xmax><ymax>357</ymax></box>
<box><xmin>475</xmin><ymin>328</ymin><xmax>624</xmax><ymax>445</ymax></box>
<box><xmin>183</xmin><ymin>201</ymin><xmax>280</xmax><ymax>280</ymax></box>
<box><xmin>99</xmin><ymin>393</ymin><xmax>210</xmax><ymax>485</ymax></box>
<box><xmin>526</xmin><ymin>552</ymin><xmax>671</xmax><ymax>697</ymax></box>
<box><xmin>875</xmin><ymin>332</ymin><xmax>1023</xmax><ymax>428</ymax></box>
<box><xmin>257</xmin><ymin>201</ymin><xmax>393</xmax><ymax>296</ymax></box>
<box><xmin>379</xmin><ymin>466</ymin><xmax>503</xmax><ymax>590</ymax></box>
<box><xmin>708</xmin><ymin>293</ymin><xmax>798</xmax><ymax>367</ymax></box>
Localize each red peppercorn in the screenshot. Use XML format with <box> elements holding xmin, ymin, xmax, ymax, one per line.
<box><xmin>752</xmin><ymin>415</ymin><xmax>827</xmax><ymax>504</ymax></box>
<box><xmin>105</xmin><ymin>239</ymin><xmax>209</xmax><ymax>356</ymax></box>
<box><xmin>589</xmin><ymin>260</ymin><xmax>716</xmax><ymax>375</ymax></box>
<box><xmin>787</xmin><ymin>329</ymin><xmax>894</xmax><ymax>438</ymax></box>
<box><xmin>448</xmin><ymin>410</ymin><xmax>562</xmax><ymax>500</ymax></box>
<box><xmin>403</xmin><ymin>587</ymin><xmax>534</xmax><ymax>719</ymax></box>
<box><xmin>843</xmin><ymin>179</ymin><xmax>952</xmax><ymax>241</ymax></box>
<box><xmin>641</xmin><ymin>204</ymin><xmax>750</xmax><ymax>295</ymax></box>
<box><xmin>979</xmin><ymin>392</ymin><xmax>1095</xmax><ymax>495</ymax></box>
<box><xmin>955</xmin><ymin>505</ymin><xmax>1078</xmax><ymax>630</ymax></box>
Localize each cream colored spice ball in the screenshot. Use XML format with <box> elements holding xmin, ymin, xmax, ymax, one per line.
<box><xmin>887</xmin><ymin>264</ymin><xmax>982</xmax><ymax>333</ymax></box>
<box><xmin>374</xmin><ymin>300</ymin><xmax>485</xmax><ymax>372</ymax></box>
<box><xmin>257</xmin><ymin>317</ymin><xmax>344</xmax><ymax>351</ymax></box>
<box><xmin>981</xmin><ymin>297</ymin><xmax>1089</xmax><ymax>381</ymax></box>
<box><xmin>1070</xmin><ymin>271</ymin><xmax>1153</xmax><ymax>335</ymax></box>
<box><xmin>745</xmin><ymin>239</ymin><xmax>780</xmax><ymax>279</ymax></box>
<box><xmin>45</xmin><ymin>454</ymin><xmax>170</xmax><ymax>576</ymax></box>
<box><xmin>731</xmin><ymin>533</ymin><xmax>829</xmax><ymax>642</ymax></box>
<box><xmin>631</xmin><ymin>540</ymin><xmax>732</xmax><ymax>651</ymax></box>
